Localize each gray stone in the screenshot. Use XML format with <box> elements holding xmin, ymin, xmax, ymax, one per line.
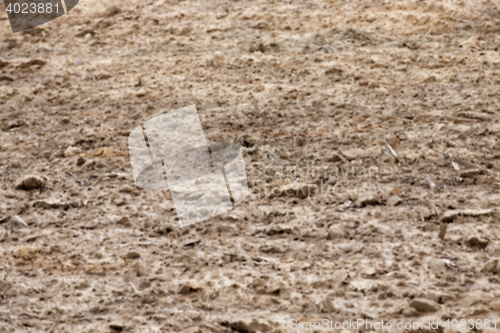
<box><xmin>15</xmin><ymin>175</ymin><xmax>46</xmax><ymax>191</ymax></box>
<box><xmin>387</xmin><ymin>195</ymin><xmax>402</xmax><ymax>207</ymax></box>
<box><xmin>409</xmin><ymin>298</ymin><xmax>439</xmax><ymax>313</ymax></box>
<box><xmin>125</xmin><ymin>251</ymin><xmax>141</xmax><ymax>259</ymax></box>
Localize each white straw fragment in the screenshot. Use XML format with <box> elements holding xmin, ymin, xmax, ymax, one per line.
<box><xmin>14</xmin><ymin>216</ymin><xmax>27</xmax><ymax>226</ymax></box>
<box><xmin>444</xmin><ymin>259</ymin><xmax>457</xmax><ymax>268</ymax></box>
<box><xmin>427</xmin><ymin>177</ymin><xmax>436</xmax><ymax>191</ymax></box>
<box><xmin>384</xmin><ymin>139</ymin><xmax>399</xmax><ymax>160</ymax></box>
<box><xmin>130</xmin><ymin>282</ymin><xmax>138</xmax><ymax>293</ymax></box>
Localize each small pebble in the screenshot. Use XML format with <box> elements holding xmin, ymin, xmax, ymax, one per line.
<box><xmin>125</xmin><ymin>251</ymin><xmax>140</xmax><ymax>259</ymax></box>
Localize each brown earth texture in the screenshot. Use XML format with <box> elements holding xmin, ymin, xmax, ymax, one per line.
<box><xmin>2</xmin><ymin>0</ymin><xmax>500</xmax><ymax>332</ymax></box>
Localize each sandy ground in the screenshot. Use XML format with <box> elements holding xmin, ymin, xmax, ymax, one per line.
<box><xmin>2</xmin><ymin>0</ymin><xmax>500</xmax><ymax>332</ymax></box>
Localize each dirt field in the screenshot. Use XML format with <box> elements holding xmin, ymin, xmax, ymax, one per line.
<box><xmin>2</xmin><ymin>0</ymin><xmax>500</xmax><ymax>332</ymax></box>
